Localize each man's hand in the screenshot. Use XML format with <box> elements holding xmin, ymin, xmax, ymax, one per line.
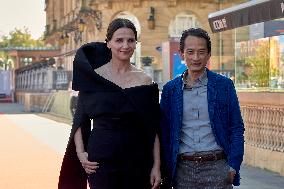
<box><xmin>228</xmin><ymin>170</ymin><xmax>236</xmax><ymax>184</ymax></box>
<box><xmin>77</xmin><ymin>152</ymin><xmax>99</xmax><ymax>174</ymax></box>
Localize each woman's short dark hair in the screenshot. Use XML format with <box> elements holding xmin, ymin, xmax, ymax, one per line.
<box><xmin>105</xmin><ymin>18</ymin><xmax>137</xmax><ymax>42</ymax></box>
<box><xmin>179</xmin><ymin>28</ymin><xmax>211</xmax><ymax>54</ymax></box>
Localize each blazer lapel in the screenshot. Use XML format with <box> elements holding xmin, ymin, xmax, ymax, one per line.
<box><xmin>174</xmin><ymin>76</ymin><xmax>184</xmax><ymax>128</ymax></box>
<box><xmin>207</xmin><ymin>70</ymin><xmax>217</xmax><ymax>120</ymax></box>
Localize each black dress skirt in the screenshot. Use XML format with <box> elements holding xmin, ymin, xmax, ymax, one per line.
<box><xmin>60</xmin><ymin>81</ymin><xmax>159</xmax><ymax>189</ymax></box>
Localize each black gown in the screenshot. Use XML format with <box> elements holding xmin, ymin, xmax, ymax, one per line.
<box><xmin>58</xmin><ymin>42</ymin><xmax>160</xmax><ymax>189</ymax></box>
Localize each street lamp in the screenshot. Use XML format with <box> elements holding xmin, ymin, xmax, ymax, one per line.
<box><xmin>64</xmin><ymin>32</ymin><xmax>69</xmax><ymax>44</ymax></box>
<box><xmin>59</xmin><ymin>33</ymin><xmax>65</xmax><ymax>46</ymax></box>
<box><xmin>60</xmin><ymin>18</ymin><xmax>86</xmax><ymax>44</ymax></box>
<box><xmin>58</xmin><ymin>7</ymin><xmax>102</xmax><ymax>45</ymax></box>
<box><xmin>78</xmin><ymin>19</ymin><xmax>86</xmax><ymax>33</ymax></box>
<box><xmin>147</xmin><ymin>7</ymin><xmax>155</xmax><ymax>30</ymax></box>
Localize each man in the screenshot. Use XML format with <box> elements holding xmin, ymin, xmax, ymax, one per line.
<box><xmin>160</xmin><ymin>28</ymin><xmax>244</xmax><ymax>189</ymax></box>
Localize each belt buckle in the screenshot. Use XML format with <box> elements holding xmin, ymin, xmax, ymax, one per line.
<box><xmin>213</xmin><ymin>153</ymin><xmax>218</xmax><ymax>161</ymax></box>
<box><xmin>194</xmin><ymin>156</ymin><xmax>202</xmax><ymax>163</ymax></box>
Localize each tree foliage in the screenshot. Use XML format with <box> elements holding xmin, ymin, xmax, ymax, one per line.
<box><xmin>0</xmin><ymin>27</ymin><xmax>44</xmax><ymax>48</ymax></box>
<box><xmin>0</xmin><ymin>51</ymin><xmax>14</xmax><ymax>70</ymax></box>
<box><xmin>0</xmin><ymin>27</ymin><xmax>45</xmax><ymax>70</ymax></box>
<box><xmin>244</xmin><ymin>40</ymin><xmax>270</xmax><ymax>87</ymax></box>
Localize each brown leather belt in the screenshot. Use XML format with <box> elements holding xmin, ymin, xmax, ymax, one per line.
<box><xmin>179</xmin><ymin>152</ymin><xmax>226</xmax><ymax>163</ymax></box>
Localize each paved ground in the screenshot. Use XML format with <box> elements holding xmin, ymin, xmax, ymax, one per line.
<box><xmin>236</xmin><ymin>165</ymin><xmax>284</xmax><ymax>189</ymax></box>
<box><xmin>1</xmin><ymin>103</ymin><xmax>284</xmax><ymax>189</ymax></box>
<box><xmin>0</xmin><ymin>103</ymin><xmax>70</xmax><ymax>189</ymax></box>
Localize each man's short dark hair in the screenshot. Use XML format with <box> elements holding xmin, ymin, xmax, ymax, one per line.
<box><xmin>179</xmin><ymin>28</ymin><xmax>211</xmax><ymax>54</ymax></box>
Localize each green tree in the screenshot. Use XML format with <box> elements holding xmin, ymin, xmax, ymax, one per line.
<box><xmin>0</xmin><ymin>27</ymin><xmax>45</xmax><ymax>70</ymax></box>
<box><xmin>245</xmin><ymin>40</ymin><xmax>270</xmax><ymax>87</ymax></box>
<box><xmin>0</xmin><ymin>51</ymin><xmax>14</xmax><ymax>70</ymax></box>
<box><xmin>0</xmin><ymin>27</ymin><xmax>44</xmax><ymax>48</ymax></box>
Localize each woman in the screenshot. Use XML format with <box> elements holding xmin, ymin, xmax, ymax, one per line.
<box><xmin>58</xmin><ymin>18</ymin><xmax>161</xmax><ymax>189</ymax></box>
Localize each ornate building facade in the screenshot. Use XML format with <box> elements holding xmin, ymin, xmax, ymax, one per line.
<box><xmin>42</xmin><ymin>1</ymin><xmax>284</xmax><ymax>176</ymax></box>
<box><xmin>44</xmin><ymin>0</ymin><xmax>246</xmax><ymax>80</ymax></box>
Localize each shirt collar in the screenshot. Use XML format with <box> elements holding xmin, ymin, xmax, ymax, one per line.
<box><xmin>182</xmin><ymin>69</ymin><xmax>208</xmax><ymax>87</ymax></box>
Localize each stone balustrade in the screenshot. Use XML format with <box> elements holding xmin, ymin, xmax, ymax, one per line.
<box><xmin>15</xmin><ymin>60</ymin><xmax>71</xmax><ymax>92</ymax></box>
<box><xmin>237</xmin><ymin>92</ymin><xmax>284</xmax><ymax>176</ymax></box>
<box><xmin>241</xmin><ymin>105</ymin><xmax>284</xmax><ymax>152</ymax></box>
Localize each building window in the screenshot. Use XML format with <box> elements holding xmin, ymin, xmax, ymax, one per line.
<box><xmin>20</xmin><ymin>57</ymin><xmax>33</xmax><ymax>66</ymax></box>
<box><xmin>169</xmin><ymin>14</ymin><xmax>200</xmax><ymax>38</ymax></box>
<box><xmin>235</xmin><ymin>36</ymin><xmax>284</xmax><ymax>90</ymax></box>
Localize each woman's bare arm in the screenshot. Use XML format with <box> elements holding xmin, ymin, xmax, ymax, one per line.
<box><xmin>74</xmin><ymin>127</ymin><xmax>99</xmax><ymax>174</ymax></box>
<box><xmin>150</xmin><ymin>134</ymin><xmax>161</xmax><ymax>189</ymax></box>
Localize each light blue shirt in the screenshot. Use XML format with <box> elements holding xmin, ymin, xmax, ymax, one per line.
<box><xmin>179</xmin><ymin>70</ymin><xmax>223</xmax><ymax>155</ymax></box>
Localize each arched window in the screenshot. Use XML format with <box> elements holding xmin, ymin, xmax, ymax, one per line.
<box><xmin>115</xmin><ymin>12</ymin><xmax>141</xmax><ymax>36</ymax></box>
<box><xmin>169</xmin><ymin>13</ymin><xmax>200</xmax><ymax>38</ymax></box>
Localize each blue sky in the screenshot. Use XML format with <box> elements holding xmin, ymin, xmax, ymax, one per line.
<box><xmin>0</xmin><ymin>0</ymin><xmax>46</xmax><ymax>39</ymax></box>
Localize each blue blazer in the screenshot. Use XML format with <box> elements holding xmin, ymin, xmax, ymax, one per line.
<box><xmin>160</xmin><ymin>69</ymin><xmax>245</xmax><ymax>186</ymax></box>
